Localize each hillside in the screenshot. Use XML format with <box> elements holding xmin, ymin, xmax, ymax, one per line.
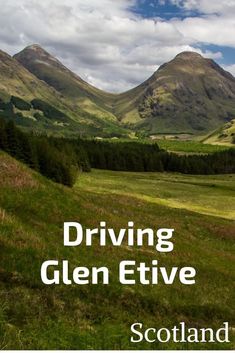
<box><xmin>14</xmin><ymin>45</ymin><xmax>117</xmax><ymax>121</ymax></box>
<box><xmin>202</xmin><ymin>119</ymin><xmax>235</xmax><ymax>145</ymax></box>
<box><xmin>115</xmin><ymin>52</ymin><xmax>235</xmax><ymax>134</ymax></box>
<box><xmin>0</xmin><ymin>152</ymin><xmax>234</xmax><ymax>349</ymax></box>
<box><xmin>14</xmin><ymin>47</ymin><xmax>235</xmax><ymax>137</ymax></box>
<box><xmin>0</xmin><ymin>49</ymin><xmax>127</xmax><ymax>137</ymax></box>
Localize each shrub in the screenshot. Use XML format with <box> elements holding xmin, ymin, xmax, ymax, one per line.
<box><xmin>31</xmin><ymin>99</ymin><xmax>68</xmax><ymax>122</ymax></box>
<box><xmin>11</xmin><ymin>96</ymin><xmax>31</xmax><ymax>111</ymax></box>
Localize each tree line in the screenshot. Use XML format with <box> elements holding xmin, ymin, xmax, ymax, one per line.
<box><xmin>75</xmin><ymin>139</ymin><xmax>235</xmax><ymax>174</ymax></box>
<box><xmin>0</xmin><ymin>118</ymin><xmax>89</xmax><ymax>186</ymax></box>
<box><xmin>0</xmin><ymin>118</ymin><xmax>234</xmax><ymax>187</ymax></box>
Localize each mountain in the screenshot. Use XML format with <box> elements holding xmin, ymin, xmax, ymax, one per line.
<box><xmin>10</xmin><ymin>47</ymin><xmax>235</xmax><ymax>137</ymax></box>
<box><xmin>0</xmin><ymin>48</ymin><xmax>126</xmax><ymax>137</ymax></box>
<box><xmin>114</xmin><ymin>51</ymin><xmax>235</xmax><ymax>134</ymax></box>
<box><xmin>14</xmin><ymin>45</ymin><xmax>117</xmax><ymax>121</ymax></box>
<box><xmin>0</xmin><ymin>49</ymin><xmax>60</xmax><ymax>102</ymax></box>
<box><xmin>0</xmin><ymin>49</ymin><xmax>74</xmax><ymax>133</ymax></box>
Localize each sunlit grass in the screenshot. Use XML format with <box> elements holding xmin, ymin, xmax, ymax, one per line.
<box><xmin>77</xmin><ymin>170</ymin><xmax>235</xmax><ymax>220</ymax></box>
<box><xmin>0</xmin><ymin>153</ymin><xmax>234</xmax><ymax>349</ymax></box>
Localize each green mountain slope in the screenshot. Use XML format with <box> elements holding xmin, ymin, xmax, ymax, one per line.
<box><xmin>14</xmin><ymin>47</ymin><xmax>235</xmax><ymax>137</ymax></box>
<box><xmin>0</xmin><ymin>49</ymin><xmax>66</xmax><ymax>105</ymax></box>
<box><xmin>0</xmin><ymin>151</ymin><xmax>234</xmax><ymax>349</ymax></box>
<box><xmin>0</xmin><ymin>49</ymin><xmax>127</xmax><ymax>137</ymax></box>
<box><xmin>14</xmin><ymin>45</ymin><xmax>117</xmax><ymax>121</ymax></box>
<box><xmin>115</xmin><ymin>52</ymin><xmax>235</xmax><ymax>134</ymax></box>
<box><xmin>202</xmin><ymin>119</ymin><xmax>235</xmax><ymax>145</ymax></box>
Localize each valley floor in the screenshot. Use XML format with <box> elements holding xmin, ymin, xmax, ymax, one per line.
<box><xmin>78</xmin><ymin>169</ymin><xmax>235</xmax><ymax>220</ymax></box>
<box><xmin>0</xmin><ymin>153</ymin><xmax>234</xmax><ymax>349</ymax></box>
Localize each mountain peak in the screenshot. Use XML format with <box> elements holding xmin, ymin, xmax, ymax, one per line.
<box><xmin>14</xmin><ymin>44</ymin><xmax>111</xmax><ymax>102</ymax></box>
<box><xmin>20</xmin><ymin>44</ymin><xmax>51</xmax><ymax>57</ymax></box>
<box><xmin>25</xmin><ymin>44</ymin><xmax>44</xmax><ymax>50</ymax></box>
<box><xmin>175</xmin><ymin>51</ymin><xmax>203</xmax><ymax>60</ymax></box>
<box><xmin>14</xmin><ymin>44</ymin><xmax>63</xmax><ymax>71</ymax></box>
<box><xmin>15</xmin><ymin>44</ymin><xmax>53</xmax><ymax>59</ymax></box>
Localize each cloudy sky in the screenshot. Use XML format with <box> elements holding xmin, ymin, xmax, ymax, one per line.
<box><xmin>1</xmin><ymin>0</ymin><xmax>235</xmax><ymax>92</ymax></box>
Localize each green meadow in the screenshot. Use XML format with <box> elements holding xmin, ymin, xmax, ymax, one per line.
<box><xmin>0</xmin><ymin>152</ymin><xmax>234</xmax><ymax>350</ymax></box>
<box><xmin>107</xmin><ymin>137</ymin><xmax>232</xmax><ymax>154</ymax></box>
<box><xmin>78</xmin><ymin>169</ymin><xmax>235</xmax><ymax>220</ymax></box>
<box><xmin>154</xmin><ymin>139</ymin><xmax>231</xmax><ymax>154</ymax></box>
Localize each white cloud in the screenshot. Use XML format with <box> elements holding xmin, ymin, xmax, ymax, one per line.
<box><xmin>0</xmin><ymin>0</ymin><xmax>234</xmax><ymax>92</ymax></box>
<box><xmin>171</xmin><ymin>0</ymin><xmax>235</xmax><ymax>15</ymax></box>
<box><xmin>169</xmin><ymin>1</ymin><xmax>235</xmax><ymax>49</ymax></box>
<box><xmin>223</xmin><ymin>64</ymin><xmax>235</xmax><ymax>77</ymax></box>
<box><xmin>172</xmin><ymin>15</ymin><xmax>235</xmax><ymax>48</ymax></box>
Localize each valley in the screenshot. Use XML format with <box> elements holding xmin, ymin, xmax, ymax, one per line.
<box><xmin>0</xmin><ymin>152</ymin><xmax>234</xmax><ymax>349</ymax></box>
<box><xmin>1</xmin><ymin>0</ymin><xmax>235</xmax><ymax>350</ymax></box>
<box><xmin>78</xmin><ymin>169</ymin><xmax>235</xmax><ymax>220</ymax></box>
<box><xmin>0</xmin><ymin>45</ymin><xmax>235</xmax><ymax>142</ymax></box>
<box><xmin>0</xmin><ymin>43</ymin><xmax>235</xmax><ymax>350</ymax></box>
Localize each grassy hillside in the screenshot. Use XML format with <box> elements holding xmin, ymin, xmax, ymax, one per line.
<box><xmin>14</xmin><ymin>45</ymin><xmax>122</xmax><ymax>124</ymax></box>
<box><xmin>79</xmin><ymin>169</ymin><xmax>235</xmax><ymax>220</ymax></box>
<box><xmin>0</xmin><ymin>49</ymin><xmax>128</xmax><ymax>138</ymax></box>
<box><xmin>0</xmin><ymin>152</ymin><xmax>234</xmax><ymax>349</ymax></box>
<box><xmin>111</xmin><ymin>52</ymin><xmax>235</xmax><ymax>135</ymax></box>
<box><xmin>203</xmin><ymin>119</ymin><xmax>235</xmax><ymax>145</ymax></box>
<box><xmin>14</xmin><ymin>46</ymin><xmax>235</xmax><ymax>138</ymax></box>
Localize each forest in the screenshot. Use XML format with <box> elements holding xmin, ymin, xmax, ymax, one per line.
<box><xmin>0</xmin><ymin>118</ymin><xmax>234</xmax><ymax>187</ymax></box>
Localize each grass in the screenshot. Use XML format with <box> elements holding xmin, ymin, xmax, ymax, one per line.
<box><xmin>104</xmin><ymin>137</ymin><xmax>232</xmax><ymax>154</ymax></box>
<box><xmin>0</xmin><ymin>152</ymin><xmax>234</xmax><ymax>349</ymax></box>
<box><xmin>0</xmin><ymin>50</ymin><xmax>129</xmax><ymax>138</ymax></box>
<box><xmin>78</xmin><ymin>170</ymin><xmax>235</xmax><ymax>220</ymax></box>
<box><xmin>156</xmin><ymin>139</ymin><xmax>231</xmax><ymax>153</ymax></box>
<box><xmin>203</xmin><ymin>119</ymin><xmax>235</xmax><ymax>146</ymax></box>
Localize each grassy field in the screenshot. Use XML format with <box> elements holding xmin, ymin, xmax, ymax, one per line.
<box><xmin>106</xmin><ymin>137</ymin><xmax>232</xmax><ymax>153</ymax></box>
<box><xmin>0</xmin><ymin>152</ymin><xmax>234</xmax><ymax>349</ymax></box>
<box><xmin>155</xmin><ymin>139</ymin><xmax>231</xmax><ymax>153</ymax></box>
<box><xmin>78</xmin><ymin>170</ymin><xmax>235</xmax><ymax>220</ymax></box>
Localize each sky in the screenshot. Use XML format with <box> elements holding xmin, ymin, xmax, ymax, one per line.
<box><xmin>1</xmin><ymin>0</ymin><xmax>235</xmax><ymax>92</ymax></box>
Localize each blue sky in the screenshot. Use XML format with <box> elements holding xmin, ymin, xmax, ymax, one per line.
<box><xmin>1</xmin><ymin>0</ymin><xmax>235</xmax><ymax>92</ymax></box>
<box><xmin>132</xmin><ymin>0</ymin><xmax>197</xmax><ymax>19</ymax></box>
<box><xmin>131</xmin><ymin>0</ymin><xmax>235</xmax><ymax>67</ymax></box>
